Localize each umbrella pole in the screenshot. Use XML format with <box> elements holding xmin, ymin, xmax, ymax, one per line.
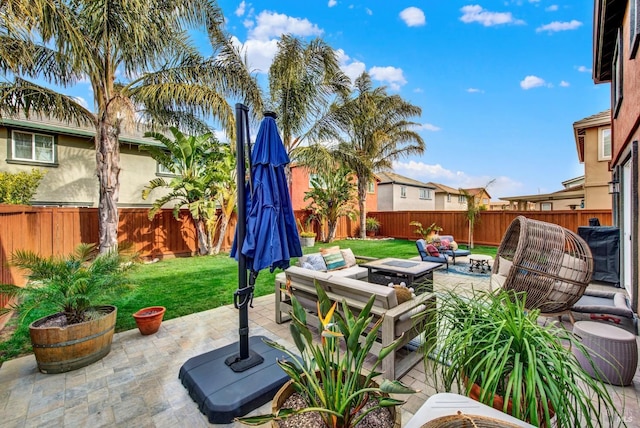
<box><xmin>225</xmin><ymin>103</ymin><xmax>264</xmax><ymax>372</ymax></box>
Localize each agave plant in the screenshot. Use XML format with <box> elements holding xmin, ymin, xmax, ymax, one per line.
<box><xmin>0</xmin><ymin>243</ymin><xmax>135</xmax><ymax>324</ymax></box>
<box><xmin>238</xmin><ymin>280</ymin><xmax>416</xmax><ymax>427</ymax></box>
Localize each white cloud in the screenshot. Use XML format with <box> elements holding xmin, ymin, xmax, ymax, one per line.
<box><xmin>369</xmin><ymin>66</ymin><xmax>407</xmax><ymax>91</ymax></box>
<box><xmin>520</xmin><ymin>75</ymin><xmax>547</xmax><ymax>89</ymax></box>
<box><xmin>460</xmin><ymin>5</ymin><xmax>525</xmax><ymax>27</ymax></box>
<box><xmin>413</xmin><ymin>88</ymin><xmax>424</xmax><ymax>93</ymax></box>
<box><xmin>328</xmin><ymin>0</ymin><xmax>337</xmax><ymax>7</ymax></box>
<box><xmin>577</xmin><ymin>65</ymin><xmax>592</xmax><ymax>73</ymax></box>
<box><xmin>560</xmin><ymin>80</ymin><xmax>570</xmax><ymax>87</ymax></box>
<box><xmin>545</xmin><ymin>5</ymin><xmax>559</xmax><ymax>12</ymax></box>
<box><xmin>536</xmin><ymin>20</ymin><xmax>582</xmax><ymax>33</ymax></box>
<box><xmin>335</xmin><ymin>49</ymin><xmax>367</xmax><ymax>84</ymax></box>
<box><xmin>399</xmin><ymin>7</ymin><xmax>426</xmax><ymax>27</ymax></box>
<box><xmin>235</xmin><ymin>1</ymin><xmax>246</xmax><ymax>17</ymax></box>
<box><xmin>231</xmin><ymin>35</ymin><xmax>279</xmax><ymax>74</ymax></box>
<box><xmin>73</xmin><ymin>96</ymin><xmax>89</xmax><ymax>109</ymax></box>
<box><xmin>467</xmin><ymin>87</ymin><xmax>484</xmax><ymax>93</ymax></box>
<box><xmin>365</xmin><ymin>8</ymin><xmax>373</xmax><ymax>16</ymax></box>
<box><xmin>248</xmin><ymin>11</ymin><xmax>323</xmax><ymax>41</ymax></box>
<box><xmin>416</xmin><ymin>123</ymin><xmax>441</xmax><ymax>132</ymax></box>
<box><xmin>393</xmin><ymin>160</ymin><xmax>523</xmax><ymax>199</ymax></box>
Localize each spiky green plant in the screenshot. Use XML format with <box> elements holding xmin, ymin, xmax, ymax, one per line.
<box><xmin>0</xmin><ymin>243</ymin><xmax>135</xmax><ymax>324</ymax></box>
<box><xmin>424</xmin><ymin>288</ymin><xmax>625</xmax><ymax>427</ymax></box>
<box><xmin>237</xmin><ymin>281</ymin><xmax>416</xmax><ymax>427</ymax></box>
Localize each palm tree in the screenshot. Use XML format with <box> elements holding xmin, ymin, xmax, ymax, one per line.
<box><xmin>460</xmin><ymin>180</ymin><xmax>495</xmax><ymax>249</ymax></box>
<box><xmin>304</xmin><ymin>168</ymin><xmax>357</xmax><ymax>243</ymax></box>
<box><xmin>309</xmin><ymin>72</ymin><xmax>425</xmax><ymax>238</ymax></box>
<box><xmin>141</xmin><ymin>128</ymin><xmax>222</xmax><ymax>256</ymax></box>
<box><xmin>268</xmin><ymin>34</ymin><xmax>350</xmax><ymax>185</ymax></box>
<box><xmin>0</xmin><ymin>0</ymin><xmax>262</xmax><ymax>253</ymax></box>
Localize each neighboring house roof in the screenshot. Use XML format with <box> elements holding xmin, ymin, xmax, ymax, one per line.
<box><xmin>561</xmin><ymin>176</ymin><xmax>585</xmax><ymax>189</ymax></box>
<box><xmin>376</xmin><ymin>171</ymin><xmax>434</xmax><ymax>188</ymax></box>
<box><xmin>593</xmin><ymin>0</ymin><xmax>626</xmax><ymax>83</ymax></box>
<box><xmin>500</xmin><ymin>184</ymin><xmax>584</xmax><ymax>203</ymax></box>
<box><xmin>573</xmin><ymin>109</ymin><xmax>611</xmax><ymax>162</ymax></box>
<box><xmin>0</xmin><ymin>113</ymin><xmax>164</xmax><ymax>147</ymax></box>
<box><xmin>426</xmin><ymin>182</ymin><xmax>462</xmax><ymax>195</ymax></box>
<box><xmin>463</xmin><ymin>187</ymin><xmax>492</xmax><ymax>200</ymax></box>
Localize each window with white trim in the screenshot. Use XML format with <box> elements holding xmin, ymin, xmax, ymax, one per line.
<box><xmin>11</xmin><ymin>131</ymin><xmax>55</xmax><ymax>163</ymax></box>
<box><xmin>446</xmin><ymin>194</ymin><xmax>451</xmax><ymax>203</ymax></box>
<box><xmin>599</xmin><ymin>127</ymin><xmax>611</xmax><ymax>161</ymax></box>
<box><xmin>419</xmin><ymin>188</ymin><xmax>432</xmax><ymax>200</ymax></box>
<box><xmin>157</xmin><ymin>163</ymin><xmax>176</xmax><ymax>175</ymax></box>
<box><xmin>482</xmin><ymin>198</ymin><xmax>489</xmax><ymax>205</ymax></box>
<box><xmin>400</xmin><ymin>186</ymin><xmax>407</xmax><ymax>198</ymax></box>
<box><xmin>540</xmin><ymin>202</ymin><xmax>552</xmax><ymax>211</ymax></box>
<box><xmin>367</xmin><ymin>181</ymin><xmax>375</xmax><ymax>193</ymax></box>
<box><xmin>458</xmin><ymin>195</ymin><xmax>465</xmax><ymax>204</ymax></box>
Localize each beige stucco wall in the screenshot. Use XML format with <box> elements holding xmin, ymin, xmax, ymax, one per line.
<box><xmin>434</xmin><ymin>193</ymin><xmax>466</xmax><ymax>211</ymax></box>
<box><xmin>1</xmin><ymin>126</ymin><xmax>168</xmax><ymax>207</ymax></box>
<box><xmin>534</xmin><ymin>197</ymin><xmax>584</xmax><ymax>211</ymax></box>
<box><xmin>583</xmin><ymin>125</ymin><xmax>613</xmax><ymax>209</ymax></box>
<box><xmin>377</xmin><ymin>184</ymin><xmax>436</xmax><ymax>211</ymax></box>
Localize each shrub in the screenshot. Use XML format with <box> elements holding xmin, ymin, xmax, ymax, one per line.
<box><xmin>0</xmin><ymin>169</ymin><xmax>45</xmax><ymax>205</ymax></box>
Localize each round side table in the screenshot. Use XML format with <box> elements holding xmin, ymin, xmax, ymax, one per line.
<box><xmin>572</xmin><ymin>321</ymin><xmax>638</xmax><ymax>386</ymax></box>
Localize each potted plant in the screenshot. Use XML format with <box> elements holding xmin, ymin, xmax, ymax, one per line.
<box><xmin>409</xmin><ymin>221</ymin><xmax>442</xmax><ymax>242</ymax></box>
<box><xmin>365</xmin><ymin>217</ymin><xmax>381</xmax><ymax>237</ymax></box>
<box><xmin>297</xmin><ymin>217</ymin><xmax>316</xmax><ymax>247</ymax></box>
<box><xmin>0</xmin><ymin>243</ymin><xmax>135</xmax><ymax>374</ymax></box>
<box><xmin>237</xmin><ymin>281</ymin><xmax>415</xmax><ymax>427</ymax></box>
<box><xmin>423</xmin><ymin>288</ymin><xmax>624</xmax><ymax>427</ymax></box>
<box><xmin>132</xmin><ymin>306</ymin><xmax>166</xmax><ymax>335</ymax></box>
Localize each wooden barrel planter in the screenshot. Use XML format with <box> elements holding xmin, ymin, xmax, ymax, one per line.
<box><xmin>29</xmin><ymin>305</ymin><xmax>117</xmax><ymax>374</ymax></box>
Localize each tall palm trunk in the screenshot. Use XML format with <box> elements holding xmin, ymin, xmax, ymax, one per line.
<box><xmin>357</xmin><ymin>178</ymin><xmax>367</xmax><ymax>239</ymax></box>
<box><xmin>96</xmin><ymin>121</ymin><xmax>121</xmax><ymax>254</ymax></box>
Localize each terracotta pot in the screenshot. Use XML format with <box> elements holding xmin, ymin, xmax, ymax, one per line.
<box><xmin>132</xmin><ymin>306</ymin><xmax>166</xmax><ymax>335</ymax></box>
<box><xmin>29</xmin><ymin>305</ymin><xmax>117</xmax><ymax>374</ymax></box>
<box><xmin>271</xmin><ymin>373</ymin><xmax>400</xmax><ymax>428</ymax></box>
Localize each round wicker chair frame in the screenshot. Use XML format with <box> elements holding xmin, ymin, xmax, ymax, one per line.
<box><xmin>493</xmin><ymin>216</ymin><xmax>593</xmax><ymax>314</ymax></box>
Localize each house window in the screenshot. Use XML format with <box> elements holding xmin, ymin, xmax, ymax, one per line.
<box><xmin>419</xmin><ymin>188</ymin><xmax>432</xmax><ymax>200</ymax></box>
<box><xmin>309</xmin><ymin>173</ymin><xmax>322</xmax><ymax>188</ymax></box>
<box><xmin>446</xmin><ymin>194</ymin><xmax>451</xmax><ymax>203</ymax></box>
<box><xmin>400</xmin><ymin>186</ymin><xmax>407</xmax><ymax>198</ymax></box>
<box><xmin>367</xmin><ymin>181</ymin><xmax>375</xmax><ymax>193</ymax></box>
<box><xmin>11</xmin><ymin>131</ymin><xmax>55</xmax><ymax>163</ymax></box>
<box><xmin>482</xmin><ymin>198</ymin><xmax>489</xmax><ymax>205</ymax></box>
<box><xmin>599</xmin><ymin>127</ymin><xmax>611</xmax><ymax>160</ymax></box>
<box><xmin>613</xmin><ymin>28</ymin><xmax>623</xmax><ymax>118</ymax></box>
<box><xmin>540</xmin><ymin>202</ymin><xmax>552</xmax><ymax>211</ymax></box>
<box><xmin>157</xmin><ymin>163</ymin><xmax>176</xmax><ymax>175</ymax></box>
<box><xmin>458</xmin><ymin>195</ymin><xmax>465</xmax><ymax>204</ymax></box>
<box><xmin>631</xmin><ymin>0</ymin><xmax>640</xmax><ymax>59</ymax></box>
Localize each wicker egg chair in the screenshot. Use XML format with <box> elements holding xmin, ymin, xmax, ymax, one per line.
<box><xmin>493</xmin><ymin>216</ymin><xmax>593</xmax><ymax>318</ymax></box>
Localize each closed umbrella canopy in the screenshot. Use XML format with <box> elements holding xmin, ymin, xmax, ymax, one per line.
<box><xmin>237</xmin><ymin>114</ymin><xmax>302</xmax><ymax>272</ymax></box>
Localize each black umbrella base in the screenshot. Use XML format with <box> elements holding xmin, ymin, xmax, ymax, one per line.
<box><xmin>178</xmin><ymin>336</ymin><xmax>289</xmax><ymax>424</ymax></box>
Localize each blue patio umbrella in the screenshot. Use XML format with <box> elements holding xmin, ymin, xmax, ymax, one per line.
<box><xmin>228</xmin><ymin>107</ymin><xmax>302</xmax><ymax>370</ymax></box>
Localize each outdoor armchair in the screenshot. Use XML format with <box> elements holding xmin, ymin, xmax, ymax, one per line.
<box><xmin>416</xmin><ymin>239</ymin><xmax>448</xmax><ymax>269</ymax></box>
<box><xmin>438</xmin><ymin>235</ymin><xmax>471</xmax><ymax>265</ymax></box>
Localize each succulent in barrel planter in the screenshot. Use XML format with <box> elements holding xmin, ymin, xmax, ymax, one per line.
<box><xmin>237</xmin><ymin>281</ymin><xmax>415</xmax><ymax>427</ymax></box>
<box><xmin>133</xmin><ymin>306</ymin><xmax>166</xmax><ymax>335</ymax></box>
<box><xmin>0</xmin><ymin>243</ymin><xmax>136</xmax><ymax>373</ymax></box>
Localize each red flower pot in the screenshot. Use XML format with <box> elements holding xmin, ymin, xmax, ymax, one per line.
<box><xmin>132</xmin><ymin>306</ymin><xmax>166</xmax><ymax>335</ymax></box>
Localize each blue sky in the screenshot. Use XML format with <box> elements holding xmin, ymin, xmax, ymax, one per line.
<box><xmin>214</xmin><ymin>0</ymin><xmax>610</xmax><ymax>200</ymax></box>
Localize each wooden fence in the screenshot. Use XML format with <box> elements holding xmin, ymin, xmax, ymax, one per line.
<box><xmin>0</xmin><ymin>205</ymin><xmax>612</xmax><ymax>305</ymax></box>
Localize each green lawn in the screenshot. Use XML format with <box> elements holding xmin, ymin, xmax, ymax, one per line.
<box><xmin>0</xmin><ymin>238</ymin><xmax>496</xmax><ymax>364</ymax></box>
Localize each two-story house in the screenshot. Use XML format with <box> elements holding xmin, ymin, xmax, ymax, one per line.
<box><xmin>375</xmin><ymin>172</ymin><xmax>436</xmax><ymax>211</ymax></box>
<box><xmin>289</xmin><ymin>164</ymin><xmax>378</xmax><ymax>212</ymax></box>
<box><xmin>425</xmin><ymin>182</ymin><xmax>491</xmax><ymax>211</ymax></box>
<box><xmin>1</xmin><ymin>115</ymin><xmax>167</xmax><ymax>207</ymax></box>
<box><xmin>573</xmin><ymin>110</ymin><xmax>613</xmax><ymax>209</ymax></box>
<box><xmin>593</xmin><ymin>0</ymin><xmax>640</xmax><ymax>308</ymax></box>
<box><xmin>500</xmin><ymin>177</ymin><xmax>585</xmax><ymax>211</ymax></box>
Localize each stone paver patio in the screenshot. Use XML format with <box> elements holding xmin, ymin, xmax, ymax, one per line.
<box><xmin>1</xmin><ymin>267</ymin><xmax>640</xmax><ymax>427</ymax></box>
